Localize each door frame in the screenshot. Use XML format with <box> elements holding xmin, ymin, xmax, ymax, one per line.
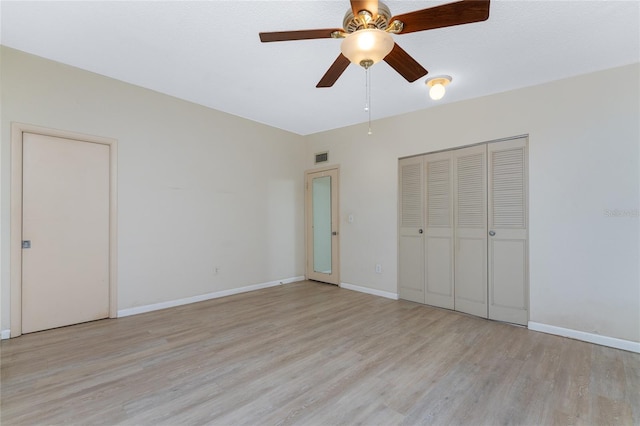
<box><xmin>10</xmin><ymin>123</ymin><xmax>118</xmax><ymax>337</ymax></box>
<box><xmin>304</xmin><ymin>165</ymin><xmax>340</xmax><ymax>285</ymax></box>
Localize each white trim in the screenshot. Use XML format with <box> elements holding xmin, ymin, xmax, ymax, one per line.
<box><xmin>279</xmin><ymin>276</ymin><xmax>306</xmax><ymax>285</ymax></box>
<box><xmin>1</xmin><ymin>330</ymin><xmax>11</xmax><ymax>340</ymax></box>
<box><xmin>117</xmin><ymin>276</ymin><xmax>305</xmax><ymax>318</ymax></box>
<box><xmin>340</xmin><ymin>282</ymin><xmax>399</xmax><ymax>300</ymax></box>
<box><xmin>528</xmin><ymin>321</ymin><xmax>640</xmax><ymax>353</ymax></box>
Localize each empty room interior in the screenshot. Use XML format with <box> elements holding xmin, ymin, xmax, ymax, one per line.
<box><xmin>0</xmin><ymin>1</ymin><xmax>639</xmax><ymax>425</ymax></box>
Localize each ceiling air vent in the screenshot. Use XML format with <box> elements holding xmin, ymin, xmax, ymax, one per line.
<box><xmin>315</xmin><ymin>151</ymin><xmax>329</xmax><ymax>164</ymax></box>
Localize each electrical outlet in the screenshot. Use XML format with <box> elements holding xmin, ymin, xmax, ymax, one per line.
<box><xmin>375</xmin><ymin>264</ymin><xmax>382</xmax><ymax>273</ymax></box>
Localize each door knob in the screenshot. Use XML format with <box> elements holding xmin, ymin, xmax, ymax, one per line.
<box><xmin>489</xmin><ymin>231</ymin><xmax>496</xmax><ymax>236</ymax></box>
<box><xmin>418</xmin><ymin>229</ymin><xmax>423</xmax><ymax>234</ymax></box>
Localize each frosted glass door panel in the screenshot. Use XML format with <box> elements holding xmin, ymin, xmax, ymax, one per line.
<box><xmin>312</xmin><ymin>176</ymin><xmax>332</xmax><ymax>274</ymax></box>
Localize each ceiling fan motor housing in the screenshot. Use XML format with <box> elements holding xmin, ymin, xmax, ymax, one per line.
<box><xmin>343</xmin><ymin>2</ymin><xmax>392</xmax><ymax>33</ymax></box>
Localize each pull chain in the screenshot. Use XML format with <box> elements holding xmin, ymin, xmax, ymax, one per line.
<box><xmin>364</xmin><ymin>66</ymin><xmax>372</xmax><ymax>135</ymax></box>
<box><xmin>364</xmin><ymin>66</ymin><xmax>369</xmax><ymax>113</ymax></box>
<box><xmin>360</xmin><ymin>59</ymin><xmax>374</xmax><ymax>135</ymax></box>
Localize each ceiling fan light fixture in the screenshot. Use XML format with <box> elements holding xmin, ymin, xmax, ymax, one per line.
<box><xmin>340</xmin><ymin>29</ymin><xmax>394</xmax><ymax>67</ymax></box>
<box><xmin>425</xmin><ymin>75</ymin><xmax>452</xmax><ymax>100</ymax></box>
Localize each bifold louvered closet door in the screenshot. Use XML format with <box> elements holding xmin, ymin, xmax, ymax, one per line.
<box><xmin>398</xmin><ymin>156</ymin><xmax>425</xmax><ymax>303</ymax></box>
<box><xmin>453</xmin><ymin>145</ymin><xmax>489</xmax><ymax>318</ymax></box>
<box><xmin>424</xmin><ymin>151</ymin><xmax>454</xmax><ymax>309</ymax></box>
<box><xmin>487</xmin><ymin>138</ymin><xmax>528</xmax><ymax>325</ymax></box>
<box><xmin>398</xmin><ymin>137</ymin><xmax>528</xmax><ymax>325</ymax></box>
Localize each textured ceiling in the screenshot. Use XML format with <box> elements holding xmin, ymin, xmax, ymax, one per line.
<box><xmin>1</xmin><ymin>1</ymin><xmax>639</xmax><ymax>135</ymax></box>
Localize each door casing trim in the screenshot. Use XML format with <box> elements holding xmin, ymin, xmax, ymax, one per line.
<box><xmin>10</xmin><ymin>123</ymin><xmax>118</xmax><ymax>337</ymax></box>
<box><xmin>304</xmin><ymin>165</ymin><xmax>340</xmax><ymax>285</ymax></box>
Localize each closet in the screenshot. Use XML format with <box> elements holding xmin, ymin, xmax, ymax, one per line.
<box><xmin>398</xmin><ymin>136</ymin><xmax>528</xmax><ymax>325</ymax></box>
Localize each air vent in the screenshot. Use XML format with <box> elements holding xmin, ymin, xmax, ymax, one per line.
<box><xmin>315</xmin><ymin>151</ymin><xmax>329</xmax><ymax>164</ymax></box>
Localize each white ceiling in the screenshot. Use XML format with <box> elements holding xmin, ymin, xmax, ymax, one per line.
<box><xmin>1</xmin><ymin>1</ymin><xmax>639</xmax><ymax>135</ymax></box>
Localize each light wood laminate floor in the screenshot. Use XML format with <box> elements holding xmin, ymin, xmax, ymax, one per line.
<box><xmin>2</xmin><ymin>281</ymin><xmax>639</xmax><ymax>425</ymax></box>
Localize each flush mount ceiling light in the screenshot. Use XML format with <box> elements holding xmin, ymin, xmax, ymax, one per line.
<box><xmin>425</xmin><ymin>75</ymin><xmax>452</xmax><ymax>100</ymax></box>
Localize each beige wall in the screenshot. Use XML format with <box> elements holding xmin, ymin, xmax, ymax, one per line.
<box><xmin>2</xmin><ymin>46</ymin><xmax>638</xmax><ymax>345</ymax></box>
<box><xmin>306</xmin><ymin>63</ymin><xmax>640</xmax><ymax>343</ymax></box>
<box><xmin>0</xmin><ymin>47</ymin><xmax>306</xmax><ymax>329</ymax></box>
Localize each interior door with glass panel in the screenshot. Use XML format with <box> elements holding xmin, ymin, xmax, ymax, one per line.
<box><xmin>305</xmin><ymin>167</ymin><xmax>339</xmax><ymax>285</ymax></box>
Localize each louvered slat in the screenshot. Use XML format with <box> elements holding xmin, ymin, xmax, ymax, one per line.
<box><xmin>401</xmin><ymin>163</ymin><xmax>422</xmax><ymax>228</ymax></box>
<box><xmin>456</xmin><ymin>153</ymin><xmax>485</xmax><ymax>227</ymax></box>
<box><xmin>491</xmin><ymin>148</ymin><xmax>525</xmax><ymax>228</ymax></box>
<box><xmin>427</xmin><ymin>159</ymin><xmax>451</xmax><ymax>227</ymax></box>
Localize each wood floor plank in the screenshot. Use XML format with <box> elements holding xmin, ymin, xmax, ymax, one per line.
<box><xmin>1</xmin><ymin>281</ymin><xmax>638</xmax><ymax>425</ymax></box>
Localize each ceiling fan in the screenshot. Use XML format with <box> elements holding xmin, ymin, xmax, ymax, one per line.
<box><xmin>259</xmin><ymin>0</ymin><xmax>490</xmax><ymax>88</ymax></box>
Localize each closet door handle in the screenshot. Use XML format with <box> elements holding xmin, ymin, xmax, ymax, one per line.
<box><xmin>418</xmin><ymin>229</ymin><xmax>423</xmax><ymax>234</ymax></box>
<box><xmin>489</xmin><ymin>230</ymin><xmax>496</xmax><ymax>236</ymax></box>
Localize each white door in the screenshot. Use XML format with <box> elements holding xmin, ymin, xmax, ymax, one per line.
<box><xmin>453</xmin><ymin>145</ymin><xmax>488</xmax><ymax>318</ymax></box>
<box><xmin>424</xmin><ymin>151</ymin><xmax>454</xmax><ymax>309</ymax></box>
<box><xmin>398</xmin><ymin>157</ymin><xmax>425</xmax><ymax>303</ymax></box>
<box><xmin>22</xmin><ymin>133</ymin><xmax>110</xmax><ymax>333</ymax></box>
<box><xmin>488</xmin><ymin>137</ymin><xmax>529</xmax><ymax>325</ymax></box>
<box><xmin>306</xmin><ymin>168</ymin><xmax>340</xmax><ymax>285</ymax></box>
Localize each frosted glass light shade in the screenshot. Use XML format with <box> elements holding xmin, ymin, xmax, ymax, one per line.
<box><xmin>429</xmin><ymin>83</ymin><xmax>446</xmax><ymax>100</ymax></box>
<box><xmin>340</xmin><ymin>29</ymin><xmax>394</xmax><ymax>67</ymax></box>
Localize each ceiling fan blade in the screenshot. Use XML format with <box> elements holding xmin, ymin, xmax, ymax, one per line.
<box><xmin>391</xmin><ymin>0</ymin><xmax>490</xmax><ymax>34</ymax></box>
<box><xmin>317</xmin><ymin>54</ymin><xmax>351</xmax><ymax>88</ymax></box>
<box><xmin>259</xmin><ymin>29</ymin><xmax>343</xmax><ymax>42</ymax></box>
<box><xmin>350</xmin><ymin>0</ymin><xmax>379</xmax><ymax>17</ymax></box>
<box><xmin>384</xmin><ymin>43</ymin><xmax>428</xmax><ymax>83</ymax></box>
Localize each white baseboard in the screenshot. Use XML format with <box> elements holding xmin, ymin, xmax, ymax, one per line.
<box><xmin>340</xmin><ymin>282</ymin><xmax>399</xmax><ymax>300</ymax></box>
<box><xmin>1</xmin><ymin>329</ymin><xmax>11</xmax><ymax>340</ymax></box>
<box><xmin>528</xmin><ymin>321</ymin><xmax>640</xmax><ymax>353</ymax></box>
<box><xmin>118</xmin><ymin>276</ymin><xmax>305</xmax><ymax>318</ymax></box>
